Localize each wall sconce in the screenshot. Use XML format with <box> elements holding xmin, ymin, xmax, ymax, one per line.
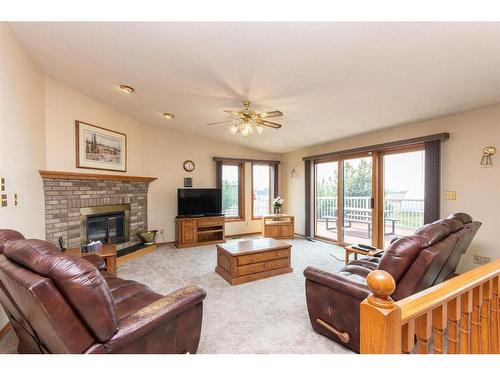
<box><xmin>290</xmin><ymin>169</ymin><xmax>297</xmax><ymax>178</ymax></box>
<box><xmin>480</xmin><ymin>146</ymin><xmax>496</xmax><ymax>167</ymax></box>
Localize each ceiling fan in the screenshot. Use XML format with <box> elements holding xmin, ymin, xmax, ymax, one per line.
<box><xmin>206</xmin><ymin>100</ymin><xmax>283</xmax><ymax>136</ymax></box>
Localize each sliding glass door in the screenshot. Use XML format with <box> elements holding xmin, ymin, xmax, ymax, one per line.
<box><xmin>342</xmin><ymin>156</ymin><xmax>373</xmax><ymax>246</ymax></box>
<box><xmin>382</xmin><ymin>148</ymin><xmax>425</xmax><ymax>247</ymax></box>
<box><xmin>314</xmin><ymin>146</ymin><xmax>425</xmax><ymax>248</ymax></box>
<box><xmin>315</xmin><ymin>161</ymin><xmax>339</xmax><ymax>241</ymax></box>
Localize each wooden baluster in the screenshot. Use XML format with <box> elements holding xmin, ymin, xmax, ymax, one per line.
<box><xmin>491</xmin><ymin>276</ymin><xmax>500</xmax><ymax>354</ymax></box>
<box><xmin>460</xmin><ymin>290</ymin><xmax>473</xmax><ymax>353</ymax></box>
<box><xmin>480</xmin><ymin>280</ymin><xmax>493</xmax><ymax>353</ymax></box>
<box><xmin>447</xmin><ymin>296</ymin><xmax>461</xmax><ymax>354</ymax></box>
<box><xmin>401</xmin><ymin>321</ymin><xmax>415</xmax><ymax>354</ymax></box>
<box><xmin>432</xmin><ymin>304</ymin><xmax>447</xmax><ymax>354</ymax></box>
<box><xmin>360</xmin><ymin>270</ymin><xmax>402</xmax><ymax>354</ymax></box>
<box><xmin>415</xmin><ymin>311</ymin><xmax>432</xmax><ymax>354</ymax></box>
<box><xmin>471</xmin><ymin>285</ymin><xmax>483</xmax><ymax>353</ymax></box>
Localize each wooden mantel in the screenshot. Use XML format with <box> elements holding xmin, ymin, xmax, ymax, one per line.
<box><xmin>39</xmin><ymin>170</ymin><xmax>157</xmax><ymax>183</ymax></box>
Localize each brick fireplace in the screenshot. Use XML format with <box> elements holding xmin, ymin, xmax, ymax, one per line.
<box><xmin>40</xmin><ymin>171</ymin><xmax>157</xmax><ymax>249</ymax></box>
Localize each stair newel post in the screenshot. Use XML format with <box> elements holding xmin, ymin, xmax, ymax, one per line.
<box><xmin>360</xmin><ymin>270</ymin><xmax>402</xmax><ymax>354</ymax></box>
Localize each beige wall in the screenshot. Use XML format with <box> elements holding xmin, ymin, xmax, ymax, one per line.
<box><xmin>282</xmin><ymin>104</ymin><xmax>500</xmax><ymax>272</ymax></box>
<box><xmin>0</xmin><ymin>23</ymin><xmax>46</xmax><ymax>331</ymax></box>
<box><xmin>44</xmin><ymin>79</ymin><xmax>280</xmax><ymax>241</ymax></box>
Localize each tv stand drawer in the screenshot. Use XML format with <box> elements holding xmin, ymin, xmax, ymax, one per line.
<box><xmin>197</xmin><ymin>218</ymin><xmax>224</xmax><ymax>228</ymax></box>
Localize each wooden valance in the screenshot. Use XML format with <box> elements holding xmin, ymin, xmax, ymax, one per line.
<box><xmin>302</xmin><ymin>133</ymin><xmax>450</xmax><ymax>161</ymax></box>
<box><xmin>39</xmin><ymin>170</ymin><xmax>157</xmax><ymax>183</ymax></box>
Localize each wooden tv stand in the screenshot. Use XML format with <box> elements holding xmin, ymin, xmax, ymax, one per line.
<box><xmin>175</xmin><ymin>215</ymin><xmax>226</xmax><ymax>248</ymax></box>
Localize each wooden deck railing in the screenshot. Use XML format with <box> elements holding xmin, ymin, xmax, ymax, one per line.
<box><xmin>360</xmin><ymin>259</ymin><xmax>500</xmax><ymax>354</ymax></box>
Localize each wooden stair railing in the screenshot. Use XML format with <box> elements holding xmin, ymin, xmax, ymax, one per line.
<box><xmin>360</xmin><ymin>259</ymin><xmax>500</xmax><ymax>354</ymax></box>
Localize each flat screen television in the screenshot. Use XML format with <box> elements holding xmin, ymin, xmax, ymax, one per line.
<box><xmin>177</xmin><ymin>188</ymin><xmax>223</xmax><ymax>217</ymax></box>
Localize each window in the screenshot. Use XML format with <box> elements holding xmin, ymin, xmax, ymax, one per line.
<box><xmin>221</xmin><ymin>163</ymin><xmax>244</xmax><ymax>220</ymax></box>
<box><xmin>252</xmin><ymin>164</ymin><xmax>271</xmax><ymax>218</ymax></box>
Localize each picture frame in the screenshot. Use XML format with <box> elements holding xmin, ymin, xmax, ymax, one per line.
<box><xmin>75</xmin><ymin>120</ymin><xmax>127</xmax><ymax>172</ymax></box>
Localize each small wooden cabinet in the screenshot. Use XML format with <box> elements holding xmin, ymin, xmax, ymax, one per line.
<box><xmin>175</xmin><ymin>216</ymin><xmax>225</xmax><ymax>248</ymax></box>
<box><xmin>262</xmin><ymin>214</ymin><xmax>295</xmax><ymax>240</ymax></box>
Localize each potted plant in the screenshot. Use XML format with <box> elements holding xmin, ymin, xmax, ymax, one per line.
<box><xmin>272</xmin><ymin>196</ymin><xmax>284</xmax><ymax>216</ymax></box>
<box><xmin>136</xmin><ymin>230</ymin><xmax>158</xmax><ymax>245</ymax></box>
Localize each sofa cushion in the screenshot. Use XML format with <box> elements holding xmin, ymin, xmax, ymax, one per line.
<box><xmin>447</xmin><ymin>212</ymin><xmax>473</xmax><ymax>224</ymax></box>
<box><xmin>103</xmin><ymin>275</ymin><xmax>138</xmax><ymax>292</ymax></box>
<box><xmin>0</xmin><ymin>229</ymin><xmax>25</xmax><ymax>254</ymax></box>
<box><xmin>414</xmin><ymin>222</ymin><xmax>450</xmax><ymax>247</ymax></box>
<box><xmin>115</xmin><ymin>288</ymin><xmax>163</xmax><ymax>321</ymax></box>
<box><xmin>4</xmin><ymin>239</ymin><xmax>118</xmax><ymax>342</ymax></box>
<box><xmin>378</xmin><ymin>235</ymin><xmax>427</xmax><ymax>283</ymax></box>
<box><xmin>434</xmin><ymin>218</ymin><xmax>464</xmax><ymax>234</ymax></box>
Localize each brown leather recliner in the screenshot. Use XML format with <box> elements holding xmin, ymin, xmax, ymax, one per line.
<box><xmin>303</xmin><ymin>213</ymin><xmax>481</xmax><ymax>352</ymax></box>
<box><xmin>0</xmin><ymin>230</ymin><xmax>207</xmax><ymax>354</ymax></box>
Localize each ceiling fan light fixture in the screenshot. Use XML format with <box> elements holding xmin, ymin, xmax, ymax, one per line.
<box><xmin>241</xmin><ymin>123</ymin><xmax>253</xmax><ymax>137</ymax></box>
<box><xmin>207</xmin><ymin>100</ymin><xmax>282</xmax><ymax>137</ymax></box>
<box><xmin>119</xmin><ymin>84</ymin><xmax>135</xmax><ymax>94</ymax></box>
<box><xmin>230</xmin><ymin>124</ymin><xmax>239</xmax><ymax>134</ymax></box>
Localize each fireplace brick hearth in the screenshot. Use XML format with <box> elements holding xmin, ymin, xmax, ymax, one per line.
<box><xmin>40</xmin><ymin>172</ymin><xmax>155</xmax><ymax>249</ymax></box>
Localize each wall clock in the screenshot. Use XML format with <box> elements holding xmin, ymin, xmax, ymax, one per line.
<box><xmin>183</xmin><ymin>160</ymin><xmax>195</xmax><ymax>172</ymax></box>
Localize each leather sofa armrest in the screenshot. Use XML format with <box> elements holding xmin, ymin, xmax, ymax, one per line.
<box><xmin>348</xmin><ymin>259</ymin><xmax>379</xmax><ymax>270</ymax></box>
<box><xmin>303</xmin><ymin>266</ymin><xmax>370</xmax><ymax>300</ymax></box>
<box><xmin>82</xmin><ymin>254</ymin><xmax>107</xmax><ymax>271</ymax></box>
<box><xmin>103</xmin><ymin>285</ymin><xmax>206</xmax><ymax>351</ymax></box>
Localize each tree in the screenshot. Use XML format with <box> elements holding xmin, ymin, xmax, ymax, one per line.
<box><xmin>222</xmin><ymin>179</ymin><xmax>238</xmax><ymax>213</ymax></box>
<box><xmin>315</xmin><ymin>159</ymin><xmax>372</xmax><ymax>198</ymax></box>
<box><xmin>344</xmin><ymin>159</ymin><xmax>372</xmax><ymax>197</ymax></box>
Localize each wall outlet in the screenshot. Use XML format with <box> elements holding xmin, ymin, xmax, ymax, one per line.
<box><xmin>473</xmin><ymin>255</ymin><xmax>491</xmax><ymax>265</ymax></box>
<box><xmin>159</xmin><ymin>229</ymin><xmax>164</xmax><ymax>234</ymax></box>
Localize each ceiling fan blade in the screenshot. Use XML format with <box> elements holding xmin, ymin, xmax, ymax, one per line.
<box><xmin>223</xmin><ymin>110</ymin><xmax>242</xmax><ymax>117</ymax></box>
<box><xmin>257</xmin><ymin>110</ymin><xmax>283</xmax><ymax>119</ymax></box>
<box><xmin>206</xmin><ymin>120</ymin><xmax>233</xmax><ymax>126</ymax></box>
<box><xmin>256</xmin><ymin>119</ymin><xmax>282</xmax><ymax>129</ymax></box>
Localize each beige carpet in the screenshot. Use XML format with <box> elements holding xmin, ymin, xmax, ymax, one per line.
<box><xmin>0</xmin><ymin>237</ymin><xmax>353</xmax><ymax>354</ymax></box>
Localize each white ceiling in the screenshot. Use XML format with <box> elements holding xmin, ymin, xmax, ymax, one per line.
<box><xmin>9</xmin><ymin>22</ymin><xmax>500</xmax><ymax>153</ymax></box>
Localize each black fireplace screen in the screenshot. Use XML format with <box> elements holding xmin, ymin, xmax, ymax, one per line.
<box><xmin>86</xmin><ymin>211</ymin><xmax>126</xmax><ymax>244</ymax></box>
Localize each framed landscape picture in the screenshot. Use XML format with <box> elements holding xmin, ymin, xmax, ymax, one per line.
<box><xmin>75</xmin><ymin>120</ymin><xmax>127</xmax><ymax>172</ymax></box>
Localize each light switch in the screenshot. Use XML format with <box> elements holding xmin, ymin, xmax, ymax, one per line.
<box><xmin>13</xmin><ymin>193</ymin><xmax>18</xmax><ymax>206</ymax></box>
<box><xmin>1</xmin><ymin>194</ymin><xmax>7</xmax><ymax>207</ymax></box>
<box><xmin>1</xmin><ymin>178</ymin><xmax>5</xmax><ymax>192</ymax></box>
<box><xmin>445</xmin><ymin>191</ymin><xmax>456</xmax><ymax>200</ymax></box>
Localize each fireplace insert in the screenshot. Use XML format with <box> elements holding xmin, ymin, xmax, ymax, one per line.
<box><xmin>87</xmin><ymin>212</ymin><xmax>126</xmax><ymax>244</ymax></box>
<box><xmin>80</xmin><ymin>204</ymin><xmax>130</xmax><ymax>245</ymax></box>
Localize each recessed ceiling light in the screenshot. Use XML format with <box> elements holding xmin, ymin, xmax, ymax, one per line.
<box><xmin>163</xmin><ymin>112</ymin><xmax>175</xmax><ymax>119</ymax></box>
<box><xmin>119</xmin><ymin>84</ymin><xmax>135</xmax><ymax>94</ymax></box>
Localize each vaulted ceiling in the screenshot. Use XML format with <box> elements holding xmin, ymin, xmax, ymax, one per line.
<box><xmin>10</xmin><ymin>22</ymin><xmax>500</xmax><ymax>153</ymax></box>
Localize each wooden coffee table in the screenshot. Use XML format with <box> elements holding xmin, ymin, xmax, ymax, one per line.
<box><xmin>66</xmin><ymin>244</ymin><xmax>118</xmax><ymax>276</ymax></box>
<box><xmin>215</xmin><ymin>238</ymin><xmax>292</xmax><ymax>285</ymax></box>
